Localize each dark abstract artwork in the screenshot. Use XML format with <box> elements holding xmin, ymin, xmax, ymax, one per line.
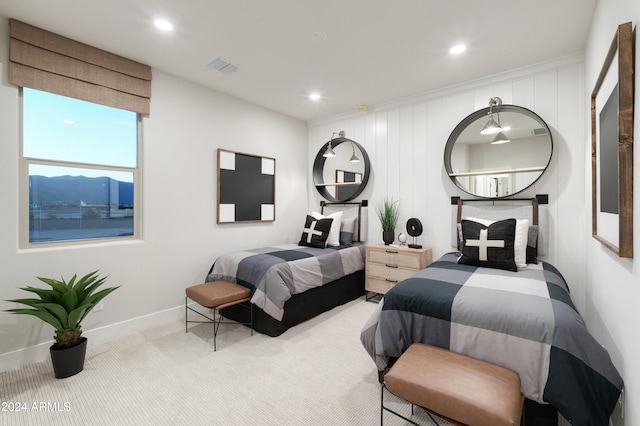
<box><xmin>217</xmin><ymin>149</ymin><xmax>275</xmax><ymax>223</ymax></box>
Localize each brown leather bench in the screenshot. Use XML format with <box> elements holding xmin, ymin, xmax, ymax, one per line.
<box><xmin>382</xmin><ymin>343</ymin><xmax>524</xmax><ymax>426</ymax></box>
<box><xmin>185</xmin><ymin>281</ymin><xmax>253</xmax><ymax>350</ymax></box>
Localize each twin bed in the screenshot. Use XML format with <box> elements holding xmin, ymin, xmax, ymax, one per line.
<box><xmin>360</xmin><ymin>198</ymin><xmax>623</xmax><ymax>425</ymax></box>
<box><xmin>205</xmin><ymin>202</ymin><xmax>366</xmax><ymax>337</ymax></box>
<box><xmin>203</xmin><ymin>198</ymin><xmax>622</xmax><ymax>424</ymax></box>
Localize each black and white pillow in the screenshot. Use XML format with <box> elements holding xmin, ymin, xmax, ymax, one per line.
<box><xmin>299</xmin><ymin>215</ymin><xmax>333</xmax><ymax>248</ymax></box>
<box><xmin>458</xmin><ymin>218</ymin><xmax>517</xmax><ymax>272</ymax></box>
<box><xmin>459</xmin><ymin>217</ymin><xmax>530</xmax><ymax>268</ymax></box>
<box><xmin>310</xmin><ymin>211</ymin><xmax>342</xmax><ymax>246</ymax></box>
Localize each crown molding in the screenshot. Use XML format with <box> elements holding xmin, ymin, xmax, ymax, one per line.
<box><xmin>308</xmin><ymin>52</ymin><xmax>585</xmax><ymax>128</ymax></box>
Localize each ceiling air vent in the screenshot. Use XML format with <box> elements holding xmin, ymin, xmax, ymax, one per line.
<box><xmin>532</xmin><ymin>127</ymin><xmax>548</xmax><ymax>136</ymax></box>
<box><xmin>206</xmin><ymin>56</ymin><xmax>239</xmax><ymax>74</ymax></box>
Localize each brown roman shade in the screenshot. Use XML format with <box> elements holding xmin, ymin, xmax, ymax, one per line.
<box><xmin>9</xmin><ymin>19</ymin><xmax>151</xmax><ymax>115</ymax></box>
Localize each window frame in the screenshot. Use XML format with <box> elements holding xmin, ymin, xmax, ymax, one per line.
<box><xmin>19</xmin><ymin>88</ymin><xmax>143</xmax><ymax>248</ymax></box>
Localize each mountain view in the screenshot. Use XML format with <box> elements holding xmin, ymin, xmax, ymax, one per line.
<box><xmin>29</xmin><ymin>175</ymin><xmax>134</xmax><ymax>243</ymax></box>
<box><xmin>29</xmin><ymin>175</ymin><xmax>133</xmax><ymax>207</ymax></box>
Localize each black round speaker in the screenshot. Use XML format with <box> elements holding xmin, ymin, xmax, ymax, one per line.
<box><xmin>406</xmin><ymin>218</ymin><xmax>423</xmax><ymax>237</ymax></box>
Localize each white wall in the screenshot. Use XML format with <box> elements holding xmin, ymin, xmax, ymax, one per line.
<box><xmin>584</xmin><ymin>2</ymin><xmax>640</xmax><ymax>425</ymax></box>
<box><xmin>309</xmin><ymin>55</ymin><xmax>587</xmax><ymax>307</ymax></box>
<box><xmin>0</xmin><ymin>17</ymin><xmax>308</xmax><ymax>371</ymax></box>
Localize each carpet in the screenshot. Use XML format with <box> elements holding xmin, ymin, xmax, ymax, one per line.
<box><xmin>1</xmin><ymin>300</ymin><xmax>443</xmax><ymax>425</ymax></box>
<box><xmin>0</xmin><ymin>299</ymin><xmax>557</xmax><ymax>425</ymax></box>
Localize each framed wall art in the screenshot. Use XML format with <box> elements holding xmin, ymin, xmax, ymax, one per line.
<box><xmin>591</xmin><ymin>21</ymin><xmax>634</xmax><ymax>258</ymax></box>
<box><xmin>217</xmin><ymin>149</ymin><xmax>275</xmax><ymax>224</ymax></box>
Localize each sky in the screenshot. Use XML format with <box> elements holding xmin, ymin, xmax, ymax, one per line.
<box><xmin>23</xmin><ymin>88</ymin><xmax>137</xmax><ymax>182</ymax></box>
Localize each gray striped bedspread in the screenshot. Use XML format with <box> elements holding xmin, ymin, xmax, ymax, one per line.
<box><xmin>206</xmin><ymin>243</ymin><xmax>365</xmax><ymax>321</ymax></box>
<box><xmin>360</xmin><ymin>252</ymin><xmax>623</xmax><ymax>425</ymax></box>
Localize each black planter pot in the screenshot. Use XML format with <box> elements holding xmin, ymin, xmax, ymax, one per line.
<box><xmin>50</xmin><ymin>337</ymin><xmax>87</xmax><ymax>379</ymax></box>
<box><xmin>382</xmin><ymin>230</ymin><xmax>395</xmax><ymax>245</ymax></box>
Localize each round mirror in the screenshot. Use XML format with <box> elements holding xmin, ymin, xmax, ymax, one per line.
<box><xmin>313</xmin><ymin>138</ymin><xmax>371</xmax><ymax>202</ymax></box>
<box><xmin>444</xmin><ymin>104</ymin><xmax>553</xmax><ymax>198</ymax></box>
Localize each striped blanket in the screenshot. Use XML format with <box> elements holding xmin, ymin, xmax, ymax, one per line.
<box><xmin>206</xmin><ymin>243</ymin><xmax>365</xmax><ymax>321</ymax></box>
<box><xmin>360</xmin><ymin>252</ymin><xmax>623</xmax><ymax>425</ymax></box>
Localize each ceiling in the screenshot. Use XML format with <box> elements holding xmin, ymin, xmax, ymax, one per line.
<box><xmin>0</xmin><ymin>0</ymin><xmax>597</xmax><ymax>123</ymax></box>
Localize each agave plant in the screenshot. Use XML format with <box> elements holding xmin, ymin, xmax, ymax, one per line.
<box><xmin>5</xmin><ymin>271</ymin><xmax>119</xmax><ymax>349</ymax></box>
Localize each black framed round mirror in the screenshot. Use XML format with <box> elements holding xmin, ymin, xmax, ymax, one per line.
<box><xmin>313</xmin><ymin>137</ymin><xmax>371</xmax><ymax>202</ymax></box>
<box><xmin>444</xmin><ymin>104</ymin><xmax>553</xmax><ymax>198</ymax></box>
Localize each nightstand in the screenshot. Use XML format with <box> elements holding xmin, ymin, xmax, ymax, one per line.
<box><xmin>365</xmin><ymin>244</ymin><xmax>432</xmax><ymax>300</ymax></box>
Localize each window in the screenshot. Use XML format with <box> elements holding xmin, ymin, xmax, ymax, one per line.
<box><xmin>22</xmin><ymin>88</ymin><xmax>140</xmax><ymax>245</ymax></box>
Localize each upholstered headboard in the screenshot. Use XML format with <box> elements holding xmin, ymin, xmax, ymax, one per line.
<box><xmin>451</xmin><ymin>195</ymin><xmax>548</xmax><ymax>256</ymax></box>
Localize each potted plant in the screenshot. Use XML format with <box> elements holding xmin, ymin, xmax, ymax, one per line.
<box><xmin>376</xmin><ymin>197</ymin><xmax>400</xmax><ymax>245</ymax></box>
<box><xmin>5</xmin><ymin>270</ymin><xmax>119</xmax><ymax>379</ymax></box>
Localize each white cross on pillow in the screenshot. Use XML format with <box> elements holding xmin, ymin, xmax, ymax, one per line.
<box><xmin>464</xmin><ymin>228</ymin><xmax>505</xmax><ymax>261</ymax></box>
<box><xmin>304</xmin><ymin>220</ymin><xmax>324</xmax><ymax>243</ymax></box>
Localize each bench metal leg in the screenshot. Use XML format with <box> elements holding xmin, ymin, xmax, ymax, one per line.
<box><xmin>381</xmin><ymin>383</ymin><xmax>440</xmax><ymax>426</ymax></box>
<box><xmin>380</xmin><ymin>383</ymin><xmax>440</xmax><ymax>426</ymax></box>
<box><xmin>185</xmin><ymin>296</ymin><xmax>254</xmax><ymax>351</ymax></box>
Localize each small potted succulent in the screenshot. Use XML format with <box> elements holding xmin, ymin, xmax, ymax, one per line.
<box><xmin>376</xmin><ymin>197</ymin><xmax>400</xmax><ymax>245</ymax></box>
<box><xmin>5</xmin><ymin>270</ymin><xmax>119</xmax><ymax>378</ymax></box>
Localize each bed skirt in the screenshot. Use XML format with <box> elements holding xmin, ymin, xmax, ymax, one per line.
<box><xmin>220</xmin><ymin>270</ymin><xmax>365</xmax><ymax>337</ymax></box>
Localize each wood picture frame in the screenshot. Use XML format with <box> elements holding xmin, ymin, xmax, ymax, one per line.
<box><xmin>591</xmin><ymin>21</ymin><xmax>634</xmax><ymax>258</ymax></box>
<box><xmin>217</xmin><ymin>149</ymin><xmax>275</xmax><ymax>224</ymax></box>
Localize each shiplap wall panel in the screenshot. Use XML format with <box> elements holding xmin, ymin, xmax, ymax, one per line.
<box><xmin>398</xmin><ymin>105</ymin><xmax>414</xmax><ymax>228</ymax></box>
<box><xmin>363</xmin><ymin>112</ymin><xmax>377</xmax><ymax>215</ymax></box>
<box><xmin>535</xmin><ymin>73</ymin><xmax>560</xmax><ymax>126</ymax></box>
<box><xmin>425</xmin><ymin>98</ymin><xmax>447</xmax><ymax>246</ymax></box>
<box><xmin>411</xmin><ymin>102</ymin><xmax>429</xmax><ymax>237</ymax></box>
<box><xmin>532</xmin><ymin>73</ymin><xmax>559</xmax><ymax>264</ymax></box>
<box><xmin>387</xmin><ymin>108</ymin><xmax>401</xmax><ymax>202</ymax></box>
<box><xmin>513</xmin><ymin>77</ymin><xmax>535</xmax><ymax>110</ymax></box>
<box><xmin>352</xmin><ymin>116</ymin><xmax>366</xmax><ymax>150</ymax></box>
<box><xmin>309</xmin><ymin>58</ymin><xmax>584</xmax><ymax>303</ymax></box>
<box><xmin>431</xmin><ymin>96</ymin><xmax>459</xmax><ymax>250</ymax></box>
<box><xmin>373</xmin><ymin>112</ymin><xmax>389</xmax><ymax>210</ymax></box>
<box><xmin>496</xmin><ymin>82</ymin><xmax>514</xmax><ymax>105</ymax></box>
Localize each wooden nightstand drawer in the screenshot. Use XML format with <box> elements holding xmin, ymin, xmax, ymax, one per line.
<box><xmin>366</xmin><ymin>276</ymin><xmax>402</xmax><ymax>295</ymax></box>
<box><xmin>367</xmin><ymin>263</ymin><xmax>419</xmax><ymax>283</ymax></box>
<box><xmin>365</xmin><ymin>244</ymin><xmax>432</xmax><ymax>298</ymax></box>
<box><xmin>368</xmin><ymin>248</ymin><xmax>425</xmax><ymax>269</ymax></box>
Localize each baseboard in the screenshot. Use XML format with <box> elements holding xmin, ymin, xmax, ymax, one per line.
<box><xmin>0</xmin><ymin>305</ymin><xmax>183</xmax><ymax>373</ymax></box>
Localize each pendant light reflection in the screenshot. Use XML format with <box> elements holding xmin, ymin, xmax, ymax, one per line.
<box><xmin>480</xmin><ymin>97</ymin><xmax>503</xmax><ymax>135</ymax></box>
<box><xmin>491</xmin><ymin>132</ymin><xmax>510</xmax><ymax>144</ymax></box>
<box><xmin>349</xmin><ymin>142</ymin><xmax>360</xmax><ymax>162</ymax></box>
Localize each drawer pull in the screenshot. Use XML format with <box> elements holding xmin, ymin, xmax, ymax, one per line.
<box><xmin>385</xmin><ymin>250</ymin><xmax>399</xmax><ymax>254</ymax></box>
<box><xmin>385</xmin><ymin>278</ymin><xmax>398</xmax><ymax>283</ymax></box>
<box><xmin>385</xmin><ymin>264</ymin><xmax>398</xmax><ymax>268</ymax></box>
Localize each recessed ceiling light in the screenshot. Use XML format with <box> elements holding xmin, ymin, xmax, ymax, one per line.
<box><xmin>309</xmin><ymin>93</ymin><xmax>321</xmax><ymax>101</ymax></box>
<box><xmin>154</xmin><ymin>19</ymin><xmax>173</xmax><ymax>31</ymax></box>
<box><xmin>450</xmin><ymin>44</ymin><xmax>466</xmax><ymax>54</ymax></box>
